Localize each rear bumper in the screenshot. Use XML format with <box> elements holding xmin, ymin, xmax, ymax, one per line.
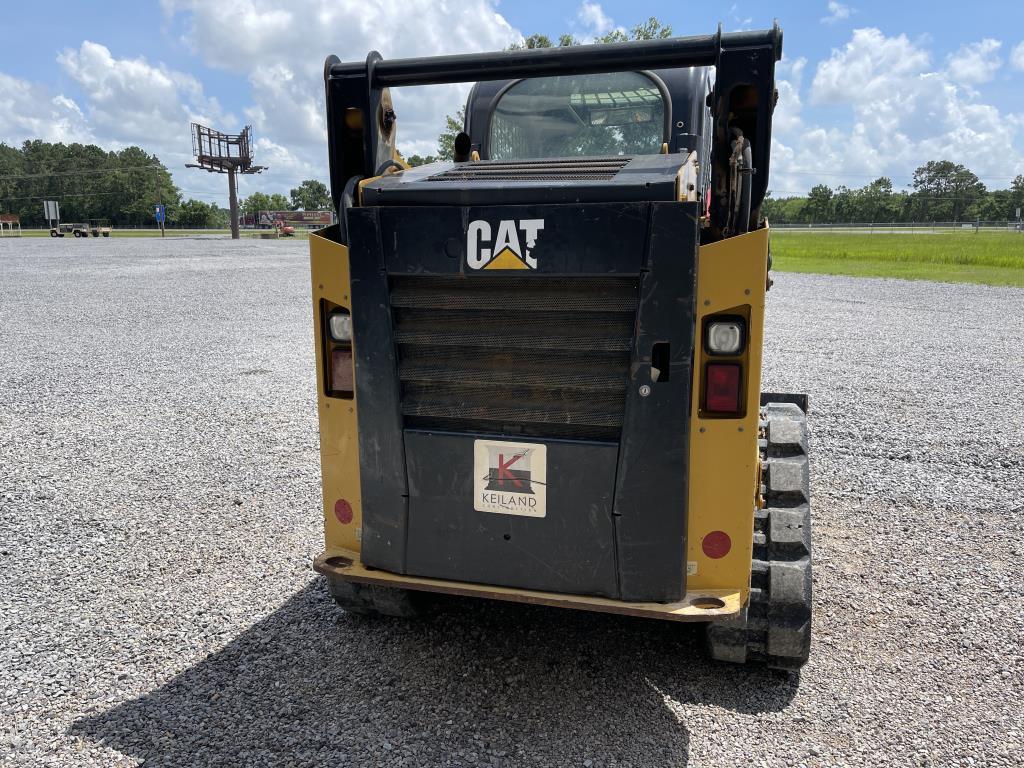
<box><xmin>313</xmin><ymin>550</ymin><xmax>742</xmax><ymax>622</ymax></box>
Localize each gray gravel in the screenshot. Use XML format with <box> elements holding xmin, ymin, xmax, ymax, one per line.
<box><xmin>1</xmin><ymin>235</ymin><xmax>1022</xmax><ymax>767</ymax></box>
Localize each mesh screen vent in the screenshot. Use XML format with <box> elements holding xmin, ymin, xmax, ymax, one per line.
<box><xmin>391</xmin><ymin>275</ymin><xmax>638</xmax><ymax>441</ymax></box>
<box><xmin>426</xmin><ymin>157</ymin><xmax>630</xmax><ymax>183</ymax></box>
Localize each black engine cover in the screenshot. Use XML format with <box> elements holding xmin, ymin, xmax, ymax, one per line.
<box><xmin>348</xmin><ymin>200</ymin><xmax>698</xmax><ymax>602</ymax></box>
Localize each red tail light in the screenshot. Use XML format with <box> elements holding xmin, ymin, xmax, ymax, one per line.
<box><xmin>331</xmin><ymin>348</ymin><xmax>354</xmax><ymax>394</ymax></box>
<box><xmin>705</xmin><ymin>363</ymin><xmax>741</xmax><ymax>414</ymax></box>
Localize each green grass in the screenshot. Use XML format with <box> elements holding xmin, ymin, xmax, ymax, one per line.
<box><xmin>771</xmin><ymin>230</ymin><xmax>1024</xmax><ymax>287</ymax></box>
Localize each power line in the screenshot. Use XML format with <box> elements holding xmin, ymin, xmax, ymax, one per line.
<box><xmin>0</xmin><ymin>189</ymin><xmax>222</xmax><ymax>203</ymax></box>
<box><xmin>0</xmin><ymin>165</ymin><xmax>163</xmax><ymax>181</ymax></box>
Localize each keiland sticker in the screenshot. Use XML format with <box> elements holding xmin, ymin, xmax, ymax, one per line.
<box><xmin>473</xmin><ymin>440</ymin><xmax>547</xmax><ymax>517</ymax></box>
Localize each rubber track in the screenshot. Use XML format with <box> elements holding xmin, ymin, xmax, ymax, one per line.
<box><xmin>326</xmin><ymin>576</ymin><xmax>424</xmax><ymax>618</ymax></box>
<box><xmin>706</xmin><ymin>400</ymin><xmax>813</xmax><ymax>670</ymax></box>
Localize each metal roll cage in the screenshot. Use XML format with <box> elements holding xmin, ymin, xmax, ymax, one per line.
<box><xmin>323</xmin><ymin>24</ymin><xmax>782</xmax><ymax>239</ymax></box>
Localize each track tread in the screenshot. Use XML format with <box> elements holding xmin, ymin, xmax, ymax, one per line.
<box><xmin>326</xmin><ymin>577</ymin><xmax>425</xmax><ymax>618</ymax></box>
<box><xmin>706</xmin><ymin>399</ymin><xmax>813</xmax><ymax>670</ymax></box>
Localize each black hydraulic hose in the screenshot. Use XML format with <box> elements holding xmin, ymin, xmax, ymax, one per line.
<box><xmin>738</xmin><ymin>142</ymin><xmax>753</xmax><ymax>234</ymax></box>
<box><xmin>337</xmin><ymin>175</ymin><xmax>363</xmax><ymax>245</ymax></box>
<box><xmin>375</xmin><ymin>160</ymin><xmax>404</xmax><ymax>176</ymax></box>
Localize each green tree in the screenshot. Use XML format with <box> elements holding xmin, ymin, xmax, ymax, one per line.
<box><xmin>755</xmin><ymin>166</ymin><xmax>1016</xmax><ymax>225</ymax></box>
<box><xmin>0</xmin><ymin>143</ymin><xmax>26</xmax><ymax>219</ymax></box>
<box><xmin>210</xmin><ymin>206</ymin><xmax>231</xmax><ymax>229</ymax></box>
<box><xmin>831</xmin><ymin>185</ymin><xmax>856</xmax><ymax>222</ymax></box>
<box><xmin>436</xmin><ymin>108</ymin><xmax>466</xmax><ymax>162</ymax></box>
<box><xmin>762</xmin><ymin>195</ymin><xmax>808</xmax><ymax>224</ymax></box>
<box><xmin>289</xmin><ymin>179</ymin><xmax>331</xmax><ymax>210</ymax></box>
<box><xmin>0</xmin><ymin>140</ymin><xmax>179</xmax><ymax>226</ymax></box>
<box><xmin>1010</xmin><ymin>175</ymin><xmax>1024</xmax><ymax>218</ymax></box>
<box><xmin>405</xmin><ymin>154</ymin><xmax>437</xmax><ymax>167</ymax></box>
<box><xmin>967</xmin><ymin>189</ymin><xmax>1011</xmax><ymax>221</ymax></box>
<box><xmin>859</xmin><ymin>177</ymin><xmax>899</xmax><ymax>222</ymax></box>
<box><xmin>242</xmin><ymin>191</ymin><xmax>290</xmax><ymax>214</ymax></box>
<box><xmin>176</xmin><ymin>198</ymin><xmax>217</xmax><ymax>228</ymax></box>
<box><xmin>242</xmin><ymin>192</ymin><xmax>273</xmax><ymax>216</ymax></box>
<box><xmin>508</xmin><ymin>34</ymin><xmax>556</xmax><ymax>50</ymax></box>
<box><xmin>911</xmin><ymin>160</ymin><xmax>986</xmax><ymax>221</ymax></box>
<box><xmin>596</xmin><ymin>16</ymin><xmax>673</xmax><ymax>43</ymax></box>
<box><xmin>107</xmin><ymin>145</ymin><xmax>180</xmax><ymax>226</ymax></box>
<box><xmin>804</xmin><ymin>184</ymin><xmax>834</xmax><ymax>223</ymax></box>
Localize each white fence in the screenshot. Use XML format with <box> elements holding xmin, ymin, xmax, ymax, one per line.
<box><xmin>772</xmin><ymin>221</ymin><xmax>1022</xmax><ymax>233</ymax></box>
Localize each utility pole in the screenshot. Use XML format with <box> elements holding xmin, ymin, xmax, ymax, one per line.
<box><xmin>154</xmin><ymin>172</ymin><xmax>165</xmax><ymax>237</ymax></box>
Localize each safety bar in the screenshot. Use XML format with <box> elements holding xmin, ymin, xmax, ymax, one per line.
<box><xmin>327</xmin><ymin>27</ymin><xmax>781</xmax><ymax>87</ymax></box>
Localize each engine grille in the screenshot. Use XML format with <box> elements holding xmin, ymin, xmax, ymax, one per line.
<box><xmin>391</xmin><ymin>275</ymin><xmax>638</xmax><ymax>441</ymax></box>
<box><xmin>426</xmin><ymin>157</ymin><xmax>630</xmax><ymax>183</ymax></box>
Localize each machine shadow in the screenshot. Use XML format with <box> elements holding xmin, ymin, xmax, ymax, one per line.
<box><xmin>72</xmin><ymin>580</ymin><xmax>798</xmax><ymax>767</ymax></box>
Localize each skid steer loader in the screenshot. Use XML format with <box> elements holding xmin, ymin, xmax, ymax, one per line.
<box><xmin>309</xmin><ymin>24</ymin><xmax>812</xmax><ymax>669</ymax></box>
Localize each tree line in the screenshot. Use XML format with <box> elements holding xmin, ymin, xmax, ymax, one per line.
<box><xmin>0</xmin><ymin>140</ymin><xmax>333</xmax><ymax>228</ymax></box>
<box><xmin>764</xmin><ymin>162</ymin><xmax>1024</xmax><ymax>225</ymax></box>
<box><xmin>0</xmin><ymin>140</ymin><xmax>181</xmax><ymax>227</ymax></box>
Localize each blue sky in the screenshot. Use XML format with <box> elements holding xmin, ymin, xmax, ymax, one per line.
<box><xmin>1</xmin><ymin>1</ymin><xmax>1022</xmax><ymax>205</ymax></box>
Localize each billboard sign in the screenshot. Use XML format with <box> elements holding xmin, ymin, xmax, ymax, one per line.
<box><xmin>258</xmin><ymin>210</ymin><xmax>333</xmax><ymax>227</ymax></box>
<box><xmin>154</xmin><ymin>204</ymin><xmax>166</xmax><ymax>223</ymax></box>
<box><xmin>43</xmin><ymin>200</ymin><xmax>60</xmax><ymax>221</ymax></box>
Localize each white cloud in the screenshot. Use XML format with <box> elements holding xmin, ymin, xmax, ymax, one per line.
<box><xmin>728</xmin><ymin>3</ymin><xmax>753</xmax><ymax>29</ymax></box>
<box><xmin>821</xmin><ymin>1</ymin><xmax>852</xmax><ymax>25</ymax></box>
<box><xmin>576</xmin><ymin>2</ymin><xmax>616</xmax><ymax>38</ymax></box>
<box><xmin>0</xmin><ymin>73</ymin><xmax>93</xmax><ymax>145</ymax></box>
<box><xmin>946</xmin><ymin>39</ymin><xmax>1002</xmax><ymax>85</ymax></box>
<box><xmin>770</xmin><ymin>28</ymin><xmax>1024</xmax><ymax>196</ymax></box>
<box><xmin>811</xmin><ymin>28</ymin><xmax>930</xmax><ymax>104</ymax></box>
<box><xmin>57</xmin><ymin>42</ymin><xmax>232</xmax><ymax>146</ymax></box>
<box><xmin>161</xmin><ymin>0</ymin><xmax>519</xmax><ymax>197</ymax></box>
<box><xmin>1010</xmin><ymin>41</ymin><xmax>1024</xmax><ymax>71</ymax></box>
<box><xmin>773</xmin><ymin>56</ymin><xmax>807</xmax><ymax>136</ymax></box>
<box><xmin>48</xmin><ymin>41</ymin><xmax>235</xmax><ymax>202</ymax></box>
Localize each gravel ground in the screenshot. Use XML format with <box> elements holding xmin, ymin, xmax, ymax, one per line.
<box><xmin>1</xmin><ymin>236</ymin><xmax>1022</xmax><ymax>767</ymax></box>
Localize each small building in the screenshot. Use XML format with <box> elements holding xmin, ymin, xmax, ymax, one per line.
<box><xmin>0</xmin><ymin>214</ymin><xmax>21</xmax><ymax>237</ymax></box>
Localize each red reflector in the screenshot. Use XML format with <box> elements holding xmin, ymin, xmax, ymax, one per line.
<box><xmin>702</xmin><ymin>530</ymin><xmax>732</xmax><ymax>559</ymax></box>
<box><xmin>334</xmin><ymin>499</ymin><xmax>354</xmax><ymax>525</ymax></box>
<box><xmin>705</xmin><ymin>363</ymin><xmax>741</xmax><ymax>413</ymax></box>
<box><xmin>330</xmin><ymin>347</ymin><xmax>354</xmax><ymax>393</ymax></box>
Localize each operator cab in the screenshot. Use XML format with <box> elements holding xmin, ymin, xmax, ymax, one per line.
<box><xmin>363</xmin><ymin>68</ymin><xmax>713</xmax><ymax>208</ymax></box>
<box><xmin>464</xmin><ymin>68</ymin><xmax>712</xmax><ymax>162</ymax></box>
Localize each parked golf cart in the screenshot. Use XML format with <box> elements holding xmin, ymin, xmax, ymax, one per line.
<box><xmin>89</xmin><ymin>219</ymin><xmax>112</xmax><ymax>237</ymax></box>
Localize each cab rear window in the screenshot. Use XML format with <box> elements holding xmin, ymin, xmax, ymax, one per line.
<box><xmin>488</xmin><ymin>71</ymin><xmax>666</xmax><ymax>160</ymax></box>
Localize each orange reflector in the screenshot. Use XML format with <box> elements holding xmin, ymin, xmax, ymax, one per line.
<box><xmin>330</xmin><ymin>347</ymin><xmax>354</xmax><ymax>394</ymax></box>
<box><xmin>705</xmin><ymin>363</ymin><xmax>741</xmax><ymax>414</ymax></box>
